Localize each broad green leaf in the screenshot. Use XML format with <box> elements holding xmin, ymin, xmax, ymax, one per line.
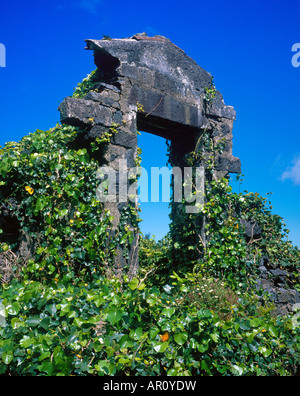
<box><xmin>174</xmin><ymin>332</ymin><xmax>188</xmax><ymax>346</ymax></box>
<box><xmin>11</xmin><ymin>317</ymin><xmax>22</xmax><ymax>330</ymax></box>
<box><xmin>106</xmin><ymin>307</ymin><xmax>122</xmax><ymax>325</ymax></box>
<box><xmin>20</xmin><ymin>336</ymin><xmax>34</xmax><ymax>348</ymax></box>
<box><xmin>94</xmin><ymin>296</ymin><xmax>105</xmax><ymax>308</ymax></box>
<box><xmin>250</xmin><ymin>318</ymin><xmax>262</xmax><ymax>327</ymax></box>
<box><xmin>153</xmin><ymin>342</ymin><xmax>169</xmax><ymax>353</ymax></box>
<box><xmin>119</xmin><ymin>335</ymin><xmax>134</xmax><ymax>350</ymax></box>
<box><xmin>73</xmin><ymin>317</ymin><xmax>84</xmax><ymax>327</ymax></box>
<box><xmin>247</xmin><ymin>332</ymin><xmax>255</xmax><ymax>344</ymax></box>
<box><xmin>118</xmin><ymin>355</ymin><xmax>131</xmax><ymax>364</ymax></box>
<box><xmin>161</xmin><ymin>306</ymin><xmax>175</xmax><ymax>318</ymax></box>
<box><xmin>232</xmin><ymin>364</ymin><xmax>244</xmax><ymax>376</ymax></box>
<box><xmin>38</xmin><ymin>361</ymin><xmax>53</xmax><ymax>376</ymax></box>
<box><xmin>197</xmin><ymin>342</ymin><xmax>209</xmax><ymax>353</ymax></box>
<box><xmin>46</xmin><ymin>303</ymin><xmax>57</xmax><ymax>316</ymax></box>
<box><xmin>26</xmin><ymin>316</ymin><xmax>40</xmax><ymax>327</ymax></box>
<box><xmin>167</xmin><ymin>368</ymin><xmax>177</xmax><ymax>375</ymax></box>
<box><xmin>163</xmin><ymin>284</ymin><xmax>173</xmax><ymax>294</ymax></box>
<box><xmin>239</xmin><ymin>320</ymin><xmax>251</xmax><ymax>331</ymax></box>
<box><xmin>2</xmin><ymin>351</ymin><xmax>13</xmax><ymax>365</ymax></box>
<box><xmin>259</xmin><ymin>346</ymin><xmax>272</xmax><ymax>358</ymax></box>
<box><xmin>264</xmin><ymin>348</ymin><xmax>272</xmax><ymax>358</ymax></box>
<box><xmin>138</xmin><ymin>282</ymin><xmax>146</xmax><ymax>291</ymax></box>
<box><xmin>179</xmin><ymin>285</ymin><xmax>188</xmax><ymax>293</ymax></box>
<box><xmin>95</xmin><ymin>360</ymin><xmax>110</xmax><ymax>375</ymax></box>
<box><xmin>6</xmin><ymin>301</ymin><xmax>20</xmax><ymax>316</ymax></box>
<box><xmin>146</xmin><ymin>294</ymin><xmax>157</xmax><ymax>306</ymax></box>
<box><xmin>38</xmin><ymin>351</ymin><xmax>51</xmax><ymax>362</ymax></box>
<box><xmin>149</xmin><ymin>327</ymin><xmax>159</xmax><ymax>340</ymax></box>
<box><xmin>268</xmin><ymin>325</ymin><xmax>279</xmax><ymax>338</ymax></box>
<box><xmin>128</xmin><ymin>278</ymin><xmax>139</xmax><ymax>291</ymax></box>
<box><xmin>59</xmin><ymin>208</ymin><xmax>68</xmax><ymax>217</ymax></box>
<box><xmin>210</xmin><ymin>333</ymin><xmax>219</xmax><ymax>343</ymax></box>
<box><xmin>130</xmin><ymin>327</ymin><xmax>143</xmax><ymax>340</ymax></box>
<box><xmin>201</xmin><ymin>360</ymin><xmax>209</xmax><ymax>371</ymax></box>
<box><xmin>40</xmin><ymin>317</ymin><xmax>50</xmax><ymax>331</ymax></box>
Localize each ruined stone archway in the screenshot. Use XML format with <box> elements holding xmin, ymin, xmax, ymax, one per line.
<box><xmin>58</xmin><ymin>33</ymin><xmax>241</xmax><ymax>275</ymax></box>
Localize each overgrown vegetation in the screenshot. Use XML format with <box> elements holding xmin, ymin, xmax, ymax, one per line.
<box><xmin>0</xmin><ymin>71</ymin><xmax>299</xmax><ymax>376</ymax></box>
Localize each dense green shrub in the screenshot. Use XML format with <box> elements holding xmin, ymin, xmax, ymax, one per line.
<box><xmin>1</xmin><ymin>272</ymin><xmax>299</xmax><ymax>376</ymax></box>
<box><xmin>0</xmin><ymin>123</ymin><xmax>136</xmax><ymax>283</ymax></box>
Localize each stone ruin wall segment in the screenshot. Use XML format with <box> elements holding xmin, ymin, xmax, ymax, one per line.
<box><xmin>58</xmin><ymin>33</ymin><xmax>241</xmax><ymax>274</ymax></box>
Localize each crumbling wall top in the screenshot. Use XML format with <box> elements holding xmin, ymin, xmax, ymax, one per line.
<box><xmin>85</xmin><ymin>33</ymin><xmax>236</xmax><ymax>122</ymax></box>
<box><xmin>60</xmin><ymin>33</ymin><xmax>241</xmax><ymax>174</ymax></box>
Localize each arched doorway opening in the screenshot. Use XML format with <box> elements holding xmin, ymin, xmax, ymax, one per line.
<box><xmin>137</xmin><ymin>131</ymin><xmax>171</xmax><ymax>241</ymax></box>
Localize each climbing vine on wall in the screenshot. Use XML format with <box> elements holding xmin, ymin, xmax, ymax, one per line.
<box><xmin>0</xmin><ymin>124</ymin><xmax>119</xmax><ymax>283</ymax></box>
<box><xmin>72</xmin><ymin>69</ymin><xmax>99</xmax><ymax>98</ymax></box>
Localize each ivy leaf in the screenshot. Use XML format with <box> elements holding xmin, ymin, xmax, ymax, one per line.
<box><xmin>59</xmin><ymin>208</ymin><xmax>68</xmax><ymax>217</ymax></box>
<box><xmin>149</xmin><ymin>327</ymin><xmax>159</xmax><ymax>340</ymax></box>
<box><xmin>259</xmin><ymin>346</ymin><xmax>272</xmax><ymax>358</ymax></box>
<box><xmin>2</xmin><ymin>351</ymin><xmax>13</xmax><ymax>365</ymax></box>
<box><xmin>106</xmin><ymin>306</ymin><xmax>122</xmax><ymax>325</ymax></box>
<box><xmin>162</xmin><ymin>284</ymin><xmax>173</xmax><ymax>294</ymax></box>
<box><xmin>268</xmin><ymin>326</ymin><xmax>279</xmax><ymax>338</ymax></box>
<box><xmin>119</xmin><ymin>335</ymin><xmax>134</xmax><ymax>350</ymax></box>
<box><xmin>40</xmin><ymin>317</ymin><xmax>51</xmax><ymax>331</ymax></box>
<box><xmin>210</xmin><ymin>333</ymin><xmax>219</xmax><ymax>343</ymax></box>
<box><xmin>153</xmin><ymin>342</ymin><xmax>169</xmax><ymax>353</ymax></box>
<box><xmin>46</xmin><ymin>303</ymin><xmax>57</xmax><ymax>317</ymax></box>
<box><xmin>20</xmin><ymin>336</ymin><xmax>34</xmax><ymax>348</ymax></box>
<box><xmin>232</xmin><ymin>364</ymin><xmax>244</xmax><ymax>376</ymax></box>
<box><xmin>26</xmin><ymin>316</ymin><xmax>40</xmax><ymax>327</ymax></box>
<box><xmin>38</xmin><ymin>361</ymin><xmax>53</xmax><ymax>376</ymax></box>
<box><xmin>239</xmin><ymin>320</ymin><xmax>251</xmax><ymax>331</ymax></box>
<box><xmin>197</xmin><ymin>342</ymin><xmax>209</xmax><ymax>353</ymax></box>
<box><xmin>6</xmin><ymin>302</ymin><xmax>20</xmax><ymax>316</ymax></box>
<box><xmin>130</xmin><ymin>327</ymin><xmax>143</xmax><ymax>341</ymax></box>
<box><xmin>161</xmin><ymin>307</ymin><xmax>175</xmax><ymax>318</ymax></box>
<box><xmin>128</xmin><ymin>278</ymin><xmax>139</xmax><ymax>291</ymax></box>
<box><xmin>250</xmin><ymin>318</ymin><xmax>262</xmax><ymax>327</ymax></box>
<box><xmin>174</xmin><ymin>332</ymin><xmax>188</xmax><ymax>346</ymax></box>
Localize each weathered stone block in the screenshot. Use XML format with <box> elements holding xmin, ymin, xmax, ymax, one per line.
<box><xmin>59</xmin><ymin>97</ymin><xmax>112</xmax><ymax>127</ymax></box>
<box><xmin>84</xmin><ymin>91</ymin><xmax>120</xmax><ymax>109</ymax></box>
<box><xmin>216</xmin><ymin>155</ymin><xmax>241</xmax><ymax>174</ymax></box>
<box><xmin>86</xmin><ymin>125</ymin><xmax>106</xmax><ymax>140</ymax></box>
<box><xmin>129</xmin><ymin>87</ymin><xmax>205</xmax><ymax>130</ymax></box>
<box><xmin>111</xmin><ymin>129</ymin><xmax>137</xmax><ymax>149</ymax></box>
<box><xmin>240</xmin><ymin>219</ymin><xmax>262</xmax><ymax>240</ymax></box>
<box><xmin>270</xmin><ymin>268</ymin><xmax>288</xmax><ymax>278</ymax></box>
<box><xmin>206</xmin><ymin>91</ymin><xmax>236</xmax><ymax>120</ymax></box>
<box><xmin>113</xmin><ymin>110</ymin><xmax>123</xmax><ymax>125</ymax></box>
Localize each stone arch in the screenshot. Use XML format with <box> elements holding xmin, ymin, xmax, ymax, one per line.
<box><xmin>58</xmin><ymin>33</ymin><xmax>241</xmax><ymax>275</ymax></box>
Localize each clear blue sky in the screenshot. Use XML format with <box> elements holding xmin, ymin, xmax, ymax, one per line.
<box><xmin>0</xmin><ymin>0</ymin><xmax>299</xmax><ymax>247</ymax></box>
